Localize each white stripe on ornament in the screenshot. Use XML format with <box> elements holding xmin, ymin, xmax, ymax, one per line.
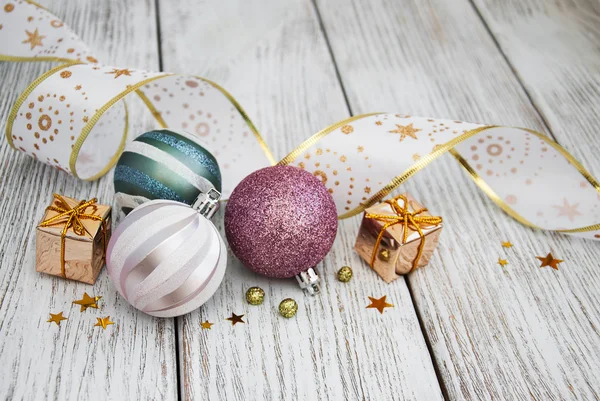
<box><xmin>126</xmin><ymin>141</ymin><xmax>214</xmax><ymax>192</ymax></box>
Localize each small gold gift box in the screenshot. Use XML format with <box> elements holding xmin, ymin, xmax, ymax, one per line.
<box><xmin>36</xmin><ymin>194</ymin><xmax>111</xmax><ymax>284</ymax></box>
<box><xmin>354</xmin><ymin>193</ymin><xmax>443</xmax><ymax>283</ymax></box>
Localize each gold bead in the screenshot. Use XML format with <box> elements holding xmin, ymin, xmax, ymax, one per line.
<box><xmin>337</xmin><ymin>266</ymin><xmax>353</xmax><ymax>282</ymax></box>
<box><xmin>378</xmin><ymin>248</ymin><xmax>390</xmax><ymax>261</ymax></box>
<box><xmin>278</xmin><ymin>298</ymin><xmax>298</xmax><ymax>318</ymax></box>
<box><xmin>245</xmin><ymin>287</ymin><xmax>265</xmax><ymax>305</ymax></box>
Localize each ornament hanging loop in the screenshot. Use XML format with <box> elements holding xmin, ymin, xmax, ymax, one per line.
<box><xmin>296</xmin><ymin>267</ymin><xmax>320</xmax><ymax>295</ymax></box>
<box><xmin>193</xmin><ymin>188</ymin><xmax>221</xmax><ymax>219</ymax></box>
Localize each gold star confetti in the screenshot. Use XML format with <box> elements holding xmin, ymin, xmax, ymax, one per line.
<box><xmin>74</xmin><ymin>85</ymin><xmax>82</xmax><ymax>90</ymax></box>
<box><xmin>366</xmin><ymin>296</ymin><xmax>394</xmax><ymax>314</ymax></box>
<box><xmin>226</xmin><ymin>313</ymin><xmax>245</xmax><ymax>325</ymax></box>
<box><xmin>375</xmin><ymin>121</ymin><xmax>382</xmax><ymax>126</ymax></box>
<box><xmin>94</xmin><ymin>316</ymin><xmax>114</xmax><ymax>330</ymax></box>
<box><xmin>502</xmin><ymin>241</ymin><xmax>513</xmax><ymax>248</ymax></box>
<box><xmin>357</xmin><ymin>146</ymin><xmax>364</xmax><ymax>153</ymax></box>
<box><xmin>498</xmin><ymin>258</ymin><xmax>508</xmax><ymax>267</ymax></box>
<box><xmin>412</xmin><ymin>153</ymin><xmax>421</xmax><ymax>161</ymax></box>
<box><xmin>106</xmin><ymin>68</ymin><xmax>133</xmax><ymax>79</ymax></box>
<box><xmin>364</xmin><ymin>186</ymin><xmax>371</xmax><ymax>194</ymax></box>
<box><xmin>47</xmin><ymin>312</ymin><xmax>67</xmax><ymax>326</ymax></box>
<box><xmin>389</xmin><ymin>123</ymin><xmax>421</xmax><ymax>142</ymax></box>
<box><xmin>23</xmin><ymin>28</ymin><xmax>45</xmax><ymax>49</ymax></box>
<box><xmin>200</xmin><ymin>320</ymin><xmax>214</xmax><ymax>330</ymax></box>
<box><xmin>536</xmin><ymin>253</ymin><xmax>563</xmax><ymax>270</ymax></box>
<box><xmin>552</xmin><ymin>198</ymin><xmax>582</xmax><ymax>222</ymax></box>
<box><xmin>73</xmin><ymin>292</ymin><xmax>102</xmax><ymax>312</ymax></box>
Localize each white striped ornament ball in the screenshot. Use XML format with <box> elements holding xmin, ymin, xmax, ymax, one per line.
<box><xmin>106</xmin><ymin>198</ymin><xmax>227</xmax><ymax>317</ymax></box>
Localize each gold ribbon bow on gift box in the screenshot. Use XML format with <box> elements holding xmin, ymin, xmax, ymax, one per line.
<box><xmin>365</xmin><ymin>195</ymin><xmax>443</xmax><ymax>273</ymax></box>
<box><xmin>39</xmin><ymin>194</ymin><xmax>108</xmax><ymax>278</ymax></box>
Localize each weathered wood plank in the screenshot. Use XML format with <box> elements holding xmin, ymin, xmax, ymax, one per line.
<box><xmin>472</xmin><ymin>0</ymin><xmax>600</xmax><ymax>174</ymax></box>
<box><xmin>315</xmin><ymin>0</ymin><xmax>600</xmax><ymax>399</ymax></box>
<box><xmin>0</xmin><ymin>1</ymin><xmax>178</xmax><ymax>400</ymax></box>
<box><xmin>158</xmin><ymin>0</ymin><xmax>444</xmax><ymax>400</ymax></box>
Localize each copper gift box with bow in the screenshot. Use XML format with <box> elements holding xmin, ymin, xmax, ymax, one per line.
<box><xmin>36</xmin><ymin>194</ymin><xmax>111</xmax><ymax>284</ymax></box>
<box><xmin>354</xmin><ymin>193</ymin><xmax>443</xmax><ymax>283</ymax></box>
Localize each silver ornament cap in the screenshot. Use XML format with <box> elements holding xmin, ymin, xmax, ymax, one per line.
<box><xmin>295</xmin><ymin>267</ymin><xmax>320</xmax><ymax>295</ymax></box>
<box><xmin>192</xmin><ymin>188</ymin><xmax>221</xmax><ymax>219</ymax></box>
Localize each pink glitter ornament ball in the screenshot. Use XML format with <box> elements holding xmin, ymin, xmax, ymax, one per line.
<box><xmin>224</xmin><ymin>165</ymin><xmax>338</xmax><ymax>280</ymax></box>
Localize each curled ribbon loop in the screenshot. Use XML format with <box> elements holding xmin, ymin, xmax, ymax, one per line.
<box><xmin>366</xmin><ymin>195</ymin><xmax>443</xmax><ymax>272</ymax></box>
<box><xmin>39</xmin><ymin>194</ymin><xmax>107</xmax><ymax>278</ymax></box>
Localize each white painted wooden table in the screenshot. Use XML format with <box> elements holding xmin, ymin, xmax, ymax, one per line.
<box><xmin>1</xmin><ymin>0</ymin><xmax>599</xmax><ymax>400</ymax></box>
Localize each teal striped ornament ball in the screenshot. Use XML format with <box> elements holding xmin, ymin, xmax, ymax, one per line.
<box><xmin>113</xmin><ymin>129</ymin><xmax>222</xmax><ymax>219</ymax></box>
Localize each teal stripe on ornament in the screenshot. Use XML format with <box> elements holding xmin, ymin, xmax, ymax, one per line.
<box><xmin>114</xmin><ymin>165</ymin><xmax>183</xmax><ymax>203</ymax></box>
<box><xmin>139</xmin><ymin>130</ymin><xmax>222</xmax><ymax>190</ymax></box>
<box><xmin>115</xmin><ymin>152</ymin><xmax>201</xmax><ymax>204</ymax></box>
<box><xmin>135</xmin><ymin>135</ymin><xmax>221</xmax><ymax>191</ymax></box>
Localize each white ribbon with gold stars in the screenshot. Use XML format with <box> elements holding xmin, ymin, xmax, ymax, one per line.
<box><xmin>0</xmin><ymin>0</ymin><xmax>274</xmax><ymax>196</ymax></box>
<box><xmin>277</xmin><ymin>114</ymin><xmax>600</xmax><ymax>239</ymax></box>
<box><xmin>1</xmin><ymin>1</ymin><xmax>599</xmax><ymax>239</ymax></box>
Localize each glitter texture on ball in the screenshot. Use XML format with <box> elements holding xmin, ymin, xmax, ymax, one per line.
<box><xmin>337</xmin><ymin>266</ymin><xmax>353</xmax><ymax>282</ymax></box>
<box><xmin>278</xmin><ymin>298</ymin><xmax>298</xmax><ymax>318</ymax></box>
<box><xmin>113</xmin><ymin>129</ymin><xmax>221</xmax><ymax>220</ymax></box>
<box><xmin>224</xmin><ymin>165</ymin><xmax>338</xmax><ymax>279</ymax></box>
<box><xmin>245</xmin><ymin>287</ymin><xmax>265</xmax><ymax>305</ymax></box>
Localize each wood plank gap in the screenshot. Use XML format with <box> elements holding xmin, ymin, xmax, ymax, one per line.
<box><xmin>174</xmin><ymin>317</ymin><xmax>183</xmax><ymax>401</ymax></box>
<box><xmin>154</xmin><ymin>1</ymin><xmax>182</xmax><ymax>400</ymax></box>
<box><xmin>310</xmin><ymin>0</ymin><xmax>354</xmax><ymax>116</ymax></box>
<box><xmin>404</xmin><ymin>276</ymin><xmax>450</xmax><ymax>401</ymax></box>
<box><xmin>466</xmin><ymin>0</ymin><xmax>557</xmax><ymax>142</ymax></box>
<box><xmin>155</xmin><ymin>0</ymin><xmax>165</xmax><ymax>72</ymax></box>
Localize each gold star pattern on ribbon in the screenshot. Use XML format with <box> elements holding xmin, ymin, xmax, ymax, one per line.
<box><xmin>94</xmin><ymin>316</ymin><xmax>114</xmax><ymax>330</ymax></box>
<box><xmin>47</xmin><ymin>312</ymin><xmax>67</xmax><ymax>326</ymax></box>
<box><xmin>498</xmin><ymin>258</ymin><xmax>508</xmax><ymax>267</ymax></box>
<box><xmin>200</xmin><ymin>320</ymin><xmax>214</xmax><ymax>330</ymax></box>
<box><xmin>106</xmin><ymin>68</ymin><xmax>133</xmax><ymax>79</ymax></box>
<box><xmin>23</xmin><ymin>28</ymin><xmax>45</xmax><ymax>49</ymax></box>
<box><xmin>502</xmin><ymin>241</ymin><xmax>513</xmax><ymax>248</ymax></box>
<box><xmin>536</xmin><ymin>253</ymin><xmax>563</xmax><ymax>270</ymax></box>
<box><xmin>389</xmin><ymin>123</ymin><xmax>421</xmax><ymax>142</ymax></box>
<box><xmin>366</xmin><ymin>296</ymin><xmax>394</xmax><ymax>314</ymax></box>
<box><xmin>226</xmin><ymin>313</ymin><xmax>245</xmax><ymax>325</ymax></box>
<box><xmin>73</xmin><ymin>292</ymin><xmax>102</xmax><ymax>312</ymax></box>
